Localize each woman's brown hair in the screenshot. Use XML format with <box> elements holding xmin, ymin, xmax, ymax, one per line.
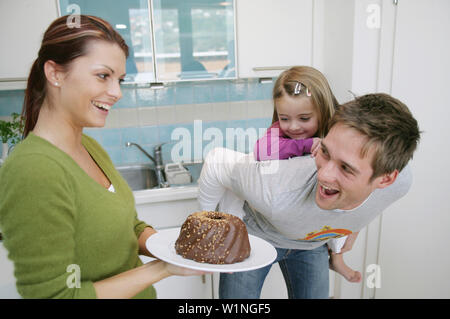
<box><xmin>271</xmin><ymin>66</ymin><xmax>339</xmax><ymax>138</ymax></box>
<box><xmin>22</xmin><ymin>15</ymin><xmax>129</xmax><ymax>137</ymax></box>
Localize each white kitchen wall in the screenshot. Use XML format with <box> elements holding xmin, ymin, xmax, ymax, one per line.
<box><xmin>315</xmin><ymin>0</ymin><xmax>450</xmax><ymax>298</ymax></box>
<box><xmin>377</xmin><ymin>0</ymin><xmax>450</xmax><ymax>298</ymax></box>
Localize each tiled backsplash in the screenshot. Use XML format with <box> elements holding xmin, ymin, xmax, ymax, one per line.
<box><xmin>0</xmin><ymin>79</ymin><xmax>274</xmax><ymax>165</ymax></box>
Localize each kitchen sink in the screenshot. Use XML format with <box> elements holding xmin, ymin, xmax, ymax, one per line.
<box><xmin>181</xmin><ymin>161</ymin><xmax>203</xmax><ymax>184</ymax></box>
<box><xmin>116</xmin><ymin>162</ymin><xmax>203</xmax><ymax>191</ymax></box>
<box><xmin>116</xmin><ymin>165</ymin><xmax>158</xmax><ymax>191</ymax></box>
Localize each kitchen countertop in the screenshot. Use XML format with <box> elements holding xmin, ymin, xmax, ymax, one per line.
<box><xmin>133</xmin><ymin>184</ymin><xmax>199</xmax><ymax>205</ymax></box>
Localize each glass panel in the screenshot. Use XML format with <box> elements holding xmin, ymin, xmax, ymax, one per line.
<box><xmin>153</xmin><ymin>0</ymin><xmax>236</xmax><ymax>81</ymax></box>
<box><xmin>59</xmin><ymin>0</ymin><xmax>155</xmax><ymax>83</ymax></box>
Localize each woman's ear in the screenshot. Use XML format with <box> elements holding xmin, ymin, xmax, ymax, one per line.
<box><xmin>375</xmin><ymin>170</ymin><xmax>399</xmax><ymax>189</ymax></box>
<box><xmin>43</xmin><ymin>60</ymin><xmax>63</xmax><ymax>87</ymax></box>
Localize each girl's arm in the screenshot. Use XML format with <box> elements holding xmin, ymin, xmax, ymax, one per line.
<box><xmin>254</xmin><ymin>121</ymin><xmax>315</xmax><ymax>161</ymax></box>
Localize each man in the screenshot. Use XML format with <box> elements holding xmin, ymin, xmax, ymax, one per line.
<box><xmin>198</xmin><ymin>93</ymin><xmax>420</xmax><ymax>298</ymax></box>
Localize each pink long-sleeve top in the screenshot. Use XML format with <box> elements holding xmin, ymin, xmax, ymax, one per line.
<box><xmin>253</xmin><ymin>121</ymin><xmax>314</xmax><ymax>161</ymax></box>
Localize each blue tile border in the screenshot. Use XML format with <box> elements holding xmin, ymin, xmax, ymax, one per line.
<box><xmin>83</xmin><ymin>117</ymin><xmax>271</xmax><ymax>166</ymax></box>
<box><xmin>193</xmin><ymin>83</ymin><xmax>214</xmax><ymax>104</ymax></box>
<box><xmin>1</xmin><ymin>78</ymin><xmax>274</xmax><ymax>166</ymax></box>
<box><xmin>2</xmin><ymin>117</ymin><xmax>271</xmax><ymax>165</ymax></box>
<box><xmin>0</xmin><ymin>78</ymin><xmax>273</xmax><ymax>114</ymax></box>
<box><xmin>0</xmin><ymin>90</ymin><xmax>25</xmax><ymax>116</ymax></box>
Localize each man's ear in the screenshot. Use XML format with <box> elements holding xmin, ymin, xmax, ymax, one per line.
<box><xmin>375</xmin><ymin>170</ymin><xmax>399</xmax><ymax>189</ymax></box>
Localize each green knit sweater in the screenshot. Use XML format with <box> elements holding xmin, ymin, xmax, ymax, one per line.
<box><xmin>0</xmin><ymin>133</ymin><xmax>156</xmax><ymax>299</ymax></box>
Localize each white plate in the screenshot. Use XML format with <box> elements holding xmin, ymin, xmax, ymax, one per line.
<box><xmin>146</xmin><ymin>227</ymin><xmax>277</xmax><ymax>273</ymax></box>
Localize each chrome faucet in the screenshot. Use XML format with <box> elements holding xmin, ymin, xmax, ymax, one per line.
<box><xmin>125</xmin><ymin>142</ymin><xmax>169</xmax><ymax>188</ymax></box>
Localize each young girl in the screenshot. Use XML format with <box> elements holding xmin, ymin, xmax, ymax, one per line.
<box><xmin>254</xmin><ymin>66</ymin><xmax>361</xmax><ymax>283</ymax></box>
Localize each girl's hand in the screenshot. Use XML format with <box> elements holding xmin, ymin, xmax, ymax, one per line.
<box><xmin>311</xmin><ymin>138</ymin><xmax>321</xmax><ymax>157</ymax></box>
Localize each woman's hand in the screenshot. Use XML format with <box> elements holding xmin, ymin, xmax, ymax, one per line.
<box><xmin>163</xmin><ymin>261</ymin><xmax>210</xmax><ymax>277</ymax></box>
<box><xmin>93</xmin><ymin>259</ymin><xmax>208</xmax><ymax>299</ymax></box>
<box><xmin>139</xmin><ymin>228</ymin><xmax>209</xmax><ymax>277</ymax></box>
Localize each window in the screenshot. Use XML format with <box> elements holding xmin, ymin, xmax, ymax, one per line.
<box><xmin>59</xmin><ymin>0</ymin><xmax>236</xmax><ymax>83</ymax></box>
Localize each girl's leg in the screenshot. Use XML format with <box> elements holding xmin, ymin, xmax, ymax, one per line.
<box><xmin>329</xmin><ymin>253</ymin><xmax>362</xmax><ymax>283</ymax></box>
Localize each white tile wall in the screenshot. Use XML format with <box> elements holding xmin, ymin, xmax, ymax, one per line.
<box><xmin>155</xmin><ymin>106</ymin><xmax>175</xmax><ymax>125</ymax></box>
<box><xmin>137</xmin><ymin>107</ymin><xmax>158</xmax><ymax>126</ymax></box>
<box><xmin>229</xmin><ymin>101</ymin><xmax>248</xmax><ymax>120</ymax></box>
<box><xmin>103</xmin><ymin>100</ymin><xmax>272</xmax><ymax>129</ymax></box>
<box><xmin>194</xmin><ymin>103</ymin><xmax>215</xmax><ymax>122</ymax></box>
<box><xmin>247</xmin><ymin>100</ymin><xmax>274</xmax><ymax>118</ymax></box>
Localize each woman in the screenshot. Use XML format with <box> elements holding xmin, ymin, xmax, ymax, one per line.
<box><xmin>0</xmin><ymin>15</ymin><xmax>202</xmax><ymax>299</ymax></box>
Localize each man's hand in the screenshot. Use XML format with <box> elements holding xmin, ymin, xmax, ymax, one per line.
<box><xmin>339</xmin><ymin>231</ymin><xmax>359</xmax><ymax>253</ymax></box>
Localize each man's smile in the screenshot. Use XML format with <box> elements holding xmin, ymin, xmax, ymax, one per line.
<box><xmin>318</xmin><ymin>182</ymin><xmax>340</xmax><ymax>197</ymax></box>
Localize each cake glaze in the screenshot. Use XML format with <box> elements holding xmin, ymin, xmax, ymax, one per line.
<box><xmin>175</xmin><ymin>211</ymin><xmax>251</xmax><ymax>264</ymax></box>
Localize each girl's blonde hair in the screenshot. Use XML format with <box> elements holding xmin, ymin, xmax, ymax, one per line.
<box><xmin>272</xmin><ymin>66</ymin><xmax>339</xmax><ymax>138</ymax></box>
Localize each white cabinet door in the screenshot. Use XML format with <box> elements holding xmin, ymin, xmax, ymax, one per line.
<box><xmin>0</xmin><ymin>0</ymin><xmax>58</xmax><ymax>89</ymax></box>
<box><xmin>236</xmin><ymin>0</ymin><xmax>313</xmax><ymax>78</ymax></box>
<box><xmin>377</xmin><ymin>0</ymin><xmax>450</xmax><ymax>298</ymax></box>
<box><xmin>0</xmin><ymin>241</ymin><xmax>21</xmax><ymax>298</ymax></box>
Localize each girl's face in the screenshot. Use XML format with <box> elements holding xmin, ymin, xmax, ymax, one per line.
<box><xmin>56</xmin><ymin>40</ymin><xmax>126</xmax><ymax>128</ymax></box>
<box><xmin>276</xmin><ymin>94</ymin><xmax>319</xmax><ymax>139</ymax></box>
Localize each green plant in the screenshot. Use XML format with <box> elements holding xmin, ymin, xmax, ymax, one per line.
<box><xmin>0</xmin><ymin>112</ymin><xmax>24</xmax><ymax>145</ymax></box>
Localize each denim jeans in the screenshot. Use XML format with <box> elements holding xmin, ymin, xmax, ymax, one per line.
<box><xmin>219</xmin><ymin>244</ymin><xmax>329</xmax><ymax>299</ymax></box>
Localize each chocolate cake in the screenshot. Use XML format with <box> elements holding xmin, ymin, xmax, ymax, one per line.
<box><xmin>175</xmin><ymin>211</ymin><xmax>251</xmax><ymax>264</ymax></box>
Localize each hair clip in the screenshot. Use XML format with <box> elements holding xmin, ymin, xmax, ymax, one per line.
<box><xmin>306</xmin><ymin>87</ymin><xmax>311</xmax><ymax>97</ymax></box>
<box><xmin>294</xmin><ymin>82</ymin><xmax>302</xmax><ymax>95</ymax></box>
<box><xmin>348</xmin><ymin>90</ymin><xmax>358</xmax><ymax>99</ymax></box>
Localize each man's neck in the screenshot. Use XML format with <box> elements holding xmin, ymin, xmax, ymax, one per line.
<box><xmin>333</xmin><ymin>193</ymin><xmax>373</xmax><ymax>213</ymax></box>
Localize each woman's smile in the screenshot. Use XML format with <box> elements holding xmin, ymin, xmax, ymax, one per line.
<box><xmin>91</xmin><ymin>100</ymin><xmax>112</xmax><ymax>112</ymax></box>
<box><xmin>91</xmin><ymin>100</ymin><xmax>113</xmax><ymax>116</ymax></box>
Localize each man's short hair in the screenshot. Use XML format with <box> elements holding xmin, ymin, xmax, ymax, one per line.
<box><xmin>328</xmin><ymin>93</ymin><xmax>420</xmax><ymax>181</ymax></box>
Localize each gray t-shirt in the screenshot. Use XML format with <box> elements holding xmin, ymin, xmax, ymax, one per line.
<box><xmin>228</xmin><ymin>152</ymin><xmax>412</xmax><ymax>250</ymax></box>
